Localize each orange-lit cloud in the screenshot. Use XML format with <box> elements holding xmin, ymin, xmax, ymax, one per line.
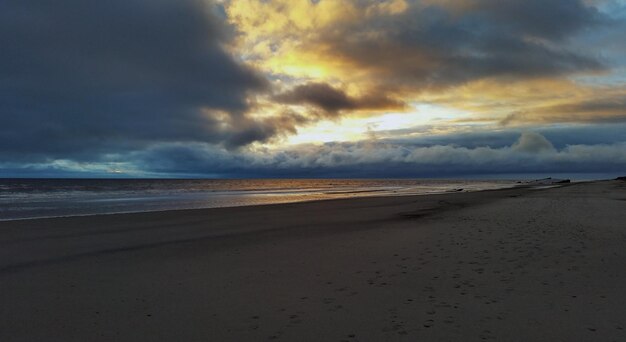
<box><xmin>2</xmin><ymin>0</ymin><xmax>626</xmax><ymax>177</ymax></box>
<box><xmin>223</xmin><ymin>0</ymin><xmax>624</xmax><ymax>146</ymax></box>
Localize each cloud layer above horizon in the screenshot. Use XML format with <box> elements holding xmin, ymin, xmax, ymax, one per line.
<box><xmin>1</xmin><ymin>0</ymin><xmax>626</xmax><ymax>177</ymax></box>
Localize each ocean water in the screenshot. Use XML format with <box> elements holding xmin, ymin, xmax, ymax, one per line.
<box><xmin>0</xmin><ymin>179</ymin><xmax>516</xmax><ymax>221</ymax></box>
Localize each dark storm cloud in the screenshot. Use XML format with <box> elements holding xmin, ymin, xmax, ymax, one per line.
<box><xmin>126</xmin><ymin>132</ymin><xmax>626</xmax><ymax>178</ymax></box>
<box><xmin>117</xmin><ymin>126</ymin><xmax>626</xmax><ymax>178</ymax></box>
<box><xmin>319</xmin><ymin>0</ymin><xmax>605</xmax><ymax>89</ymax></box>
<box><xmin>1</xmin><ymin>0</ymin><xmax>622</xmax><ymax>178</ymax></box>
<box><xmin>0</xmin><ymin>0</ymin><xmax>270</xmax><ymax>162</ymax></box>
<box><xmin>274</xmin><ymin>83</ymin><xmax>353</xmax><ymax>113</ymax></box>
<box><xmin>475</xmin><ymin>0</ymin><xmax>600</xmax><ymax>39</ymax></box>
<box><xmin>3</xmin><ymin>125</ymin><xmax>626</xmax><ymax>178</ymax></box>
<box><xmin>273</xmin><ymin>83</ymin><xmax>405</xmax><ymax>115</ymax></box>
<box><xmin>377</xmin><ymin>123</ymin><xmax>626</xmax><ymax>150</ymax></box>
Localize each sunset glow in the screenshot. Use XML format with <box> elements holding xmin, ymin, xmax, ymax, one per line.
<box><xmin>1</xmin><ymin>0</ymin><xmax>626</xmax><ymax>177</ymax></box>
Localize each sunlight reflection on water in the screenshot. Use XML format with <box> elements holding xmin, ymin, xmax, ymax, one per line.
<box><xmin>0</xmin><ymin>179</ymin><xmax>516</xmax><ymax>221</ymax></box>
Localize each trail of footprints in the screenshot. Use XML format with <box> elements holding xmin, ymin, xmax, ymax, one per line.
<box><xmin>236</xmin><ymin>198</ymin><xmax>624</xmax><ymax>341</ymax></box>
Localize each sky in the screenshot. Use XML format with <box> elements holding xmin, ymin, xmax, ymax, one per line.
<box><xmin>1</xmin><ymin>0</ymin><xmax>626</xmax><ymax>178</ymax></box>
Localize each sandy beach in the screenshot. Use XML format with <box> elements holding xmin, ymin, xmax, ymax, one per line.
<box><xmin>1</xmin><ymin>180</ymin><xmax>626</xmax><ymax>341</ymax></box>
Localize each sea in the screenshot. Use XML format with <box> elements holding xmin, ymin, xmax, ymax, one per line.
<box><xmin>0</xmin><ymin>178</ymin><xmax>519</xmax><ymax>221</ymax></box>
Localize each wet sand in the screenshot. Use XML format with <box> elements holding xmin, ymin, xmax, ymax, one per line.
<box><xmin>1</xmin><ymin>180</ymin><xmax>626</xmax><ymax>341</ymax></box>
